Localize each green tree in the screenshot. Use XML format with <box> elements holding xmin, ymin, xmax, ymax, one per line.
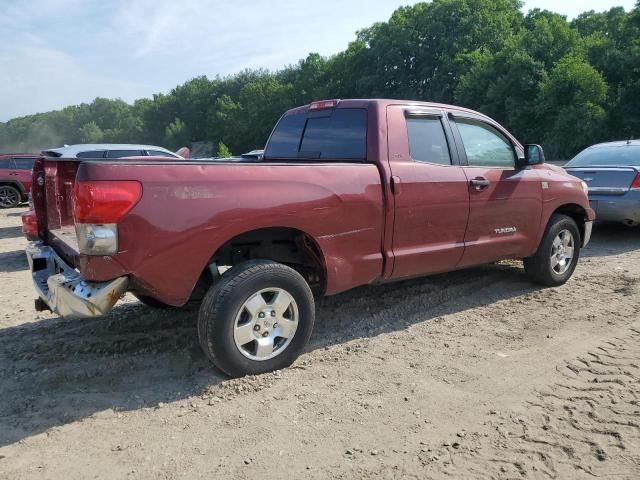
<box><xmin>78</xmin><ymin>121</ymin><xmax>104</xmax><ymax>143</ymax></box>
<box><xmin>164</xmin><ymin>117</ymin><xmax>189</xmax><ymax>149</ymax></box>
<box><xmin>456</xmin><ymin>44</ymin><xmax>547</xmax><ymax>143</ymax></box>
<box><xmin>216</xmin><ymin>141</ymin><xmax>232</xmax><ymax>158</ymax></box>
<box><xmin>537</xmin><ymin>54</ymin><xmax>608</xmax><ymax>158</ymax></box>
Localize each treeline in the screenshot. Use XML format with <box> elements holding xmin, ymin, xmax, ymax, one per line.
<box><xmin>1</xmin><ymin>0</ymin><xmax>639</xmax><ymax>159</ymax></box>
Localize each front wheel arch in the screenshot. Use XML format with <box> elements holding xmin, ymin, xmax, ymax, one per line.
<box><xmin>549</xmin><ymin>204</ymin><xmax>588</xmax><ymax>245</ymax></box>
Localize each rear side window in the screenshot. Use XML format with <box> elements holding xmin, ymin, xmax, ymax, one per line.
<box><xmin>146</xmin><ymin>149</ymin><xmax>177</xmax><ymax>158</ymax></box>
<box><xmin>107</xmin><ymin>150</ymin><xmax>143</xmax><ymax>158</ymax></box>
<box><xmin>0</xmin><ymin>159</ymin><xmax>12</xmax><ymax>168</ymax></box>
<box><xmin>456</xmin><ymin>120</ymin><xmax>515</xmax><ymax>168</ymax></box>
<box><xmin>77</xmin><ymin>150</ymin><xmax>106</xmax><ymax>159</ymax></box>
<box><xmin>406</xmin><ymin>117</ymin><xmax>452</xmax><ymax>165</ymax></box>
<box><xmin>13</xmin><ymin>158</ymin><xmax>35</xmax><ymax>169</ymax></box>
<box><xmin>265</xmin><ymin>108</ymin><xmax>367</xmax><ymax>160</ymax></box>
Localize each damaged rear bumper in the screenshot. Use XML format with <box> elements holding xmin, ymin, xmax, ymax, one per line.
<box><xmin>26</xmin><ymin>241</ymin><xmax>127</xmax><ymax>319</ymax></box>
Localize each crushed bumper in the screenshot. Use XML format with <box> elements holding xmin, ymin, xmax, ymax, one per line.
<box><xmin>26</xmin><ymin>241</ymin><xmax>127</xmax><ymax>319</ymax></box>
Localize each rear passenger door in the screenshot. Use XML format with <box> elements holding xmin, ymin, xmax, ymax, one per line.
<box><xmin>387</xmin><ymin>105</ymin><xmax>470</xmax><ymax>279</ymax></box>
<box><xmin>448</xmin><ymin>113</ymin><xmax>542</xmax><ymax>266</ymax></box>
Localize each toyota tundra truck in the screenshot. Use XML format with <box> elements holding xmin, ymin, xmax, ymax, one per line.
<box><xmin>25</xmin><ymin>99</ymin><xmax>595</xmax><ymax>377</ymax></box>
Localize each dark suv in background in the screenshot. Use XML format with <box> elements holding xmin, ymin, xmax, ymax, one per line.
<box><xmin>0</xmin><ymin>154</ymin><xmax>37</xmax><ymax>208</ymax></box>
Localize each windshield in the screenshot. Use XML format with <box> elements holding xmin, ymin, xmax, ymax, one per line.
<box><xmin>264</xmin><ymin>108</ymin><xmax>367</xmax><ymax>160</ymax></box>
<box><xmin>566</xmin><ymin>145</ymin><xmax>640</xmax><ymax>167</ymax></box>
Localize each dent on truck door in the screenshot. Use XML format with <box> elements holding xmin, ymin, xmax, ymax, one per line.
<box><xmin>386</xmin><ymin>105</ymin><xmax>470</xmax><ymax>279</ymax></box>
<box><xmin>450</xmin><ymin>116</ymin><xmax>542</xmax><ymax>266</ymax></box>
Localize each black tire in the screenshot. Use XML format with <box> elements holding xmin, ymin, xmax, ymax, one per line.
<box><xmin>0</xmin><ymin>185</ymin><xmax>21</xmax><ymax>209</ymax></box>
<box><xmin>524</xmin><ymin>214</ymin><xmax>581</xmax><ymax>286</ymax></box>
<box><xmin>197</xmin><ymin>260</ymin><xmax>315</xmax><ymax>377</ymax></box>
<box><xmin>133</xmin><ymin>293</ymin><xmax>176</xmax><ymax>309</ymax></box>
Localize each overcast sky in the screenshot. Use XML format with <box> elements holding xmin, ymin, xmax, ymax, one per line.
<box><xmin>0</xmin><ymin>0</ymin><xmax>635</xmax><ymax>122</ymax></box>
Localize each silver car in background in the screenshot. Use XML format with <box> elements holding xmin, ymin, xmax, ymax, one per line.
<box><xmin>42</xmin><ymin>144</ymin><xmax>183</xmax><ymax>159</ymax></box>
<box><xmin>565</xmin><ymin>140</ymin><xmax>640</xmax><ymax>227</ymax></box>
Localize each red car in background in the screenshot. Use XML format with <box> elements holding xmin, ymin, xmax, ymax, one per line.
<box><xmin>0</xmin><ymin>154</ymin><xmax>37</xmax><ymax>208</ymax></box>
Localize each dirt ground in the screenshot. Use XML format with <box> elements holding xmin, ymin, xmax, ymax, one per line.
<box><xmin>0</xmin><ymin>206</ymin><xmax>639</xmax><ymax>480</ymax></box>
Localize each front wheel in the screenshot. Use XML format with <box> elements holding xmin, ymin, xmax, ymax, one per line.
<box><xmin>197</xmin><ymin>260</ymin><xmax>315</xmax><ymax>377</ymax></box>
<box><xmin>524</xmin><ymin>214</ymin><xmax>581</xmax><ymax>286</ymax></box>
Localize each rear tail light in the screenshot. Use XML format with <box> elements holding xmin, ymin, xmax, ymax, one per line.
<box><xmin>74</xmin><ymin>181</ymin><xmax>142</xmax><ymax>224</ymax></box>
<box><xmin>309</xmin><ymin>99</ymin><xmax>340</xmax><ymax>110</ymax></box>
<box><xmin>630</xmin><ymin>171</ymin><xmax>640</xmax><ymax>191</ymax></box>
<box><xmin>21</xmin><ymin>210</ymin><xmax>39</xmax><ymax>240</ymax></box>
<box><xmin>74</xmin><ymin>181</ymin><xmax>141</xmax><ymax>255</ymax></box>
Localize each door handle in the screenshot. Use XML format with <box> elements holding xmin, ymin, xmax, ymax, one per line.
<box><xmin>470</xmin><ymin>177</ymin><xmax>490</xmax><ymax>191</ymax></box>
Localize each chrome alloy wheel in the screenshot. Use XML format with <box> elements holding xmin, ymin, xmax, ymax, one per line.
<box><xmin>0</xmin><ymin>186</ymin><xmax>19</xmax><ymax>208</ymax></box>
<box><xmin>233</xmin><ymin>288</ymin><xmax>299</xmax><ymax>361</ymax></box>
<box><xmin>550</xmin><ymin>229</ymin><xmax>575</xmax><ymax>275</ymax></box>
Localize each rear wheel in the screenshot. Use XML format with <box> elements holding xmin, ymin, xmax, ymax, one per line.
<box><xmin>524</xmin><ymin>214</ymin><xmax>581</xmax><ymax>286</ymax></box>
<box><xmin>197</xmin><ymin>260</ymin><xmax>315</xmax><ymax>377</ymax></box>
<box><xmin>0</xmin><ymin>185</ymin><xmax>21</xmax><ymax>208</ymax></box>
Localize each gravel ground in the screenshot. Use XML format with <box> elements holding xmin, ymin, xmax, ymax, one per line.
<box><xmin>0</xmin><ymin>206</ymin><xmax>639</xmax><ymax>479</ymax></box>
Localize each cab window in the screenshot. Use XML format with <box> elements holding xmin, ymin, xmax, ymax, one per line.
<box><xmin>406</xmin><ymin>117</ymin><xmax>452</xmax><ymax>165</ymax></box>
<box><xmin>456</xmin><ymin>119</ymin><xmax>515</xmax><ymax>168</ymax></box>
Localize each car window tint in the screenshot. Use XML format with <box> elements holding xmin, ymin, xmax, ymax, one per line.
<box><xmin>566</xmin><ymin>146</ymin><xmax>640</xmax><ymax>167</ymax></box>
<box><xmin>146</xmin><ymin>150</ymin><xmax>177</xmax><ymax>158</ymax></box>
<box><xmin>406</xmin><ymin>117</ymin><xmax>451</xmax><ymax>165</ymax></box>
<box><xmin>77</xmin><ymin>150</ymin><xmax>106</xmax><ymax>159</ymax></box>
<box><xmin>106</xmin><ymin>150</ymin><xmax>143</xmax><ymax>158</ymax></box>
<box><xmin>0</xmin><ymin>159</ymin><xmax>12</xmax><ymax>168</ymax></box>
<box><xmin>13</xmin><ymin>158</ymin><xmax>36</xmax><ymax>169</ymax></box>
<box><xmin>456</xmin><ymin>120</ymin><xmax>514</xmax><ymax>168</ymax></box>
<box><xmin>265</xmin><ymin>108</ymin><xmax>367</xmax><ymax>160</ymax></box>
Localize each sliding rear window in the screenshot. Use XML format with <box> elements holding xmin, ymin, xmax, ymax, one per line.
<box><xmin>264</xmin><ymin>108</ymin><xmax>367</xmax><ymax>161</ymax></box>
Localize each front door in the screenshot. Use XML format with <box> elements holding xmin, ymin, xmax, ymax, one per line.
<box><xmin>448</xmin><ymin>114</ymin><xmax>543</xmax><ymax>266</ymax></box>
<box><xmin>387</xmin><ymin>105</ymin><xmax>470</xmax><ymax>279</ymax></box>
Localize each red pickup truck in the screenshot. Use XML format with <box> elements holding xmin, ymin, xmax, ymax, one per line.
<box><xmin>26</xmin><ymin>99</ymin><xmax>594</xmax><ymax>376</ymax></box>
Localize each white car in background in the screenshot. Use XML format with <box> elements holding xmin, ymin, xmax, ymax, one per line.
<box><xmin>42</xmin><ymin>144</ymin><xmax>185</xmax><ymax>159</ymax></box>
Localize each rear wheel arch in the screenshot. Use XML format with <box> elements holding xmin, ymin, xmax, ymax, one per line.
<box><xmin>192</xmin><ymin>227</ymin><xmax>328</xmax><ymax>301</ymax></box>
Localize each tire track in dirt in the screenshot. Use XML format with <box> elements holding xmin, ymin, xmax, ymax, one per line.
<box><xmin>427</xmin><ymin>326</ymin><xmax>640</xmax><ymax>479</ymax></box>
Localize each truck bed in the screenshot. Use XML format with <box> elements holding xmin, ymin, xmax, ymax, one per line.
<box><xmin>35</xmin><ymin>157</ymin><xmax>388</xmax><ymax>305</ymax></box>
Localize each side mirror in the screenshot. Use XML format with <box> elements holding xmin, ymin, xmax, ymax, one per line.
<box><xmin>521</xmin><ymin>144</ymin><xmax>546</xmax><ymax>167</ymax></box>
